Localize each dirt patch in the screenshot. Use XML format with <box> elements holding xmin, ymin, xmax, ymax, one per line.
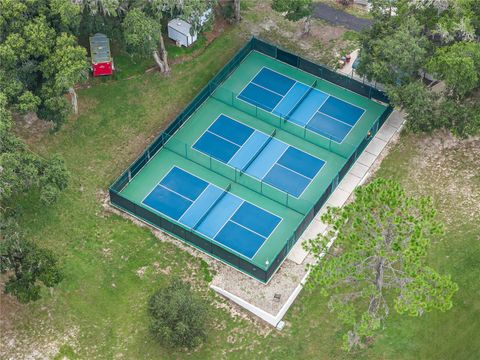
<box><xmin>0</xmin><ymin>278</ymin><xmax>80</xmax><ymax>360</ymax></box>
<box><xmin>241</xmin><ymin>1</ymin><xmax>355</xmax><ymax>67</ymax></box>
<box><xmin>12</xmin><ymin>112</ymin><xmax>53</xmax><ymax>146</ymax></box>
<box><xmin>407</xmin><ymin>132</ymin><xmax>480</xmax><ymax>225</ymax></box>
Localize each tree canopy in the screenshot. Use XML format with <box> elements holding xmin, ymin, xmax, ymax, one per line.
<box><xmin>1</xmin><ymin>91</ymin><xmax>68</xmax><ymax>303</ymax></box>
<box><xmin>271</xmin><ymin>0</ymin><xmax>313</xmax><ymax>21</ymax></box>
<box><xmin>356</xmin><ymin>0</ymin><xmax>480</xmax><ymax>136</ymax></box>
<box><xmin>148</xmin><ymin>278</ymin><xmax>209</xmax><ymax>349</ymax></box>
<box><xmin>0</xmin><ymin>0</ymin><xmax>88</xmax><ymax>128</ymax></box>
<box><xmin>305</xmin><ymin>178</ymin><xmax>458</xmax><ymax>351</ymax></box>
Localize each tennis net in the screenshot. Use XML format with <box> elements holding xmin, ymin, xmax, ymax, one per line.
<box><xmin>240</xmin><ymin>129</ymin><xmax>276</xmax><ymax>173</ymax></box>
<box><xmin>192</xmin><ymin>184</ymin><xmax>232</xmax><ymax>230</ymax></box>
<box><xmin>284</xmin><ymin>79</ymin><xmax>317</xmax><ymax>121</ymax></box>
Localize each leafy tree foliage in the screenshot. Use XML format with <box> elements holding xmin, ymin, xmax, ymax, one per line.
<box><xmin>357</xmin><ymin>17</ymin><xmax>427</xmax><ymax>86</ymax></box>
<box><xmin>427</xmin><ymin>41</ymin><xmax>480</xmax><ymax>99</ymax></box>
<box><xmin>0</xmin><ymin>93</ymin><xmax>67</xmax><ymax>303</ymax></box>
<box><xmin>122</xmin><ymin>8</ymin><xmax>162</xmax><ymax>56</ymax></box>
<box><xmin>357</xmin><ymin>0</ymin><xmax>480</xmax><ymax>136</ymax></box>
<box><xmin>0</xmin><ymin>216</ymin><xmax>63</xmax><ymax>303</ymax></box>
<box><xmin>271</xmin><ymin>0</ymin><xmax>312</xmax><ymax>21</ymax></box>
<box><xmin>305</xmin><ymin>178</ymin><xmax>458</xmax><ymax>351</ymax></box>
<box><xmin>0</xmin><ymin>93</ymin><xmax>69</xmax><ymax>206</ymax></box>
<box><xmin>148</xmin><ymin>278</ymin><xmax>209</xmax><ymax>349</ymax></box>
<box><xmin>386</xmin><ymin>81</ymin><xmax>439</xmax><ymax>133</ymax></box>
<box><xmin>0</xmin><ymin>0</ymin><xmax>88</xmax><ymax>128</ymax></box>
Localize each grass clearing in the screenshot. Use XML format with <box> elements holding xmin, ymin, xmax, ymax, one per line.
<box><xmin>2</xmin><ymin>2</ymin><xmax>479</xmax><ymax>358</ymax></box>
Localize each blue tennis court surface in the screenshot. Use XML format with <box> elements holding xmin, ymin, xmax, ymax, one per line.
<box><xmin>192</xmin><ymin>115</ymin><xmax>325</xmax><ymax>197</ymax></box>
<box><xmin>142</xmin><ymin>167</ymin><xmax>282</xmax><ymax>258</ymax></box>
<box><xmin>238</xmin><ymin>67</ymin><xmax>365</xmax><ymax>143</ymax></box>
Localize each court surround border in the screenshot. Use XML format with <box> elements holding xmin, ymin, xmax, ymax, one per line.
<box><xmin>109</xmin><ymin>36</ymin><xmax>394</xmax><ymax>283</ymax></box>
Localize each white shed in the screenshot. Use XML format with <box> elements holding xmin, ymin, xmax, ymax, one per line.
<box><xmin>168</xmin><ymin>18</ymin><xmax>197</xmax><ymax>47</ymax></box>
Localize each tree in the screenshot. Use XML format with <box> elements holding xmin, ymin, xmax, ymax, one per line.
<box><xmin>357</xmin><ymin>17</ymin><xmax>428</xmax><ymax>85</ymax></box>
<box><xmin>122</xmin><ymin>7</ymin><xmax>170</xmax><ymax>73</ymax></box>
<box><xmin>305</xmin><ymin>178</ymin><xmax>458</xmax><ymax>351</ymax></box>
<box><xmin>0</xmin><ymin>0</ymin><xmax>88</xmax><ymax>128</ymax></box>
<box><xmin>438</xmin><ymin>99</ymin><xmax>480</xmax><ymax>138</ymax></box>
<box><xmin>40</xmin><ymin>33</ymin><xmax>89</xmax><ymax>116</ymax></box>
<box><xmin>271</xmin><ymin>0</ymin><xmax>313</xmax><ymax>35</ymax></box>
<box><xmin>0</xmin><ymin>93</ymin><xmax>70</xmax><ymax>206</ymax></box>
<box><xmin>148</xmin><ymin>278</ymin><xmax>209</xmax><ymax>349</ymax></box>
<box><xmin>234</xmin><ymin>0</ymin><xmax>241</xmax><ymax>22</ymax></box>
<box><xmin>427</xmin><ymin>41</ymin><xmax>480</xmax><ymax>99</ymax></box>
<box><xmin>386</xmin><ymin>81</ymin><xmax>439</xmax><ymax>133</ymax></box>
<box><xmin>0</xmin><ymin>216</ymin><xmax>63</xmax><ymax>303</ymax></box>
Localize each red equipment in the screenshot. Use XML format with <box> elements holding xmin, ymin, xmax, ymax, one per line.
<box><xmin>89</xmin><ymin>33</ymin><xmax>113</xmax><ymax>77</ymax></box>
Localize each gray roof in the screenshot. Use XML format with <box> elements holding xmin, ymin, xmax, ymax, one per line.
<box><xmin>168</xmin><ymin>18</ymin><xmax>192</xmax><ymax>35</ymax></box>
<box><xmin>90</xmin><ymin>33</ymin><xmax>111</xmax><ymax>63</ymax></box>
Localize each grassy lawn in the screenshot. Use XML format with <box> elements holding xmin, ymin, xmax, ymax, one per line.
<box><xmin>3</xmin><ymin>5</ymin><xmax>480</xmax><ymax>360</ymax></box>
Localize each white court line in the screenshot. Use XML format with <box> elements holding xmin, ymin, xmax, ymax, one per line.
<box><xmin>272</xmin><ymin>79</ymin><xmax>299</xmax><ymax>113</ymax></box>
<box><xmin>275</xmin><ymin>162</ymin><xmax>311</xmax><ymax>181</ymax></box>
<box><xmin>253</xmin><ymin>52</ymin><xmax>368</xmax><ymax>114</ymax></box>
<box><xmin>141</xmin><ymin>165</ymin><xmax>284</xmax><ymax>260</ymax></box>
<box><xmin>178</xmin><ymin>184</ymin><xmax>211</xmax><ymax>223</ymax></box>
<box><xmin>250</xmin><ymin>82</ymin><xmax>286</xmax><ymax>98</ymax></box>
<box><xmin>306</xmin><ymin>111</ymin><xmax>356</xmax><ymax>144</ymax></box>
<box><xmin>206</xmin><ymin>130</ymin><xmax>242</xmax><ymax>147</ymax></box>
<box><xmin>257</xmin><ymin>144</ymin><xmax>289</xmax><ymax>181</ymax></box>
<box><xmin>230</xmin><ymin>219</ymin><xmax>267</xmax><ymax>239</ymax></box>
<box><xmin>315</xmin><ymin>110</ymin><xmax>354</xmax><ymax>128</ymax></box>
<box><xmin>251</xmin><ymin>66</ymin><xmax>296</xmax><ymax>97</ymax></box>
<box><xmin>212</xmin><ymin>200</ymin><xmax>245</xmax><ymax>239</ymax></box>
<box><xmin>191</xmin><ymin>113</ymin><xmax>327</xmax><ymax>198</ymax></box>
<box><xmin>246</xmin><ymin>64</ymin><xmax>367</xmax><ymax>144</ymax></box>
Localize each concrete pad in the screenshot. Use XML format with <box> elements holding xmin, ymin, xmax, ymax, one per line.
<box><xmin>386</xmin><ymin>110</ymin><xmax>404</xmax><ymax>129</ymax></box>
<box><xmin>287</xmin><ymin>239</ymin><xmax>309</xmax><ymax>264</ymax></box>
<box><xmin>364</xmin><ymin>138</ymin><xmax>387</xmax><ymax>156</ymax></box>
<box><xmin>310</xmin><ymin>217</ymin><xmax>329</xmax><ymax>233</ymax></box>
<box><xmin>357</xmin><ymin>151</ymin><xmax>377</xmax><ymax>167</ymax></box>
<box><xmin>376</xmin><ymin>124</ymin><xmax>397</xmax><ymax>142</ymax></box>
<box><xmin>301</xmin><ymin>218</ymin><xmax>326</xmax><ymax>240</ymax></box>
<box><xmin>339</xmin><ymin>173</ymin><xmax>362</xmax><ymax>193</ymax></box>
<box><xmin>349</xmin><ymin>162</ymin><xmax>369</xmax><ymax>178</ymax></box>
<box><xmin>325</xmin><ymin>188</ymin><xmax>350</xmax><ymax>208</ymax></box>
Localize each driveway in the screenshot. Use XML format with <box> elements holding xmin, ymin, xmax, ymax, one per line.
<box><xmin>312</xmin><ymin>3</ymin><xmax>373</xmax><ymax>32</ymax></box>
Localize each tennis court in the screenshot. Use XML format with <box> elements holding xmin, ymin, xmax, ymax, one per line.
<box><xmin>143</xmin><ymin>166</ymin><xmax>281</xmax><ymax>259</ymax></box>
<box><xmin>111</xmin><ymin>39</ymin><xmax>391</xmax><ymax>282</ymax></box>
<box><xmin>238</xmin><ymin>67</ymin><xmax>365</xmax><ymax>143</ymax></box>
<box><xmin>192</xmin><ymin>114</ymin><xmax>325</xmax><ymax>197</ymax></box>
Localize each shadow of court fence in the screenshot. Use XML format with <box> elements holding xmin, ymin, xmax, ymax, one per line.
<box><xmin>109</xmin><ymin>37</ymin><xmax>394</xmax><ymax>283</ymax></box>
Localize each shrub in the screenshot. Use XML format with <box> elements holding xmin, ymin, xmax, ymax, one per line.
<box><xmin>148</xmin><ymin>278</ymin><xmax>209</xmax><ymax>350</ymax></box>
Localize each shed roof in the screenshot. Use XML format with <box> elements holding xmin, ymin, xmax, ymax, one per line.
<box><xmin>168</xmin><ymin>18</ymin><xmax>192</xmax><ymax>36</ymax></box>
<box><xmin>90</xmin><ymin>33</ymin><xmax>111</xmax><ymax>63</ymax></box>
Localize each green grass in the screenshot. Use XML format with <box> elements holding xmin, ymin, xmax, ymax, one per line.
<box><xmin>165</xmin><ymin>36</ymin><xmax>208</xmax><ymax>60</ymax></box>
<box><xmin>6</xmin><ymin>21</ymin><xmax>480</xmax><ymax>360</ymax></box>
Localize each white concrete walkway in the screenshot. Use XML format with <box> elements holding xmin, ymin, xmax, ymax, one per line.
<box><xmin>211</xmin><ymin>109</ymin><xmax>406</xmax><ymax>328</ymax></box>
